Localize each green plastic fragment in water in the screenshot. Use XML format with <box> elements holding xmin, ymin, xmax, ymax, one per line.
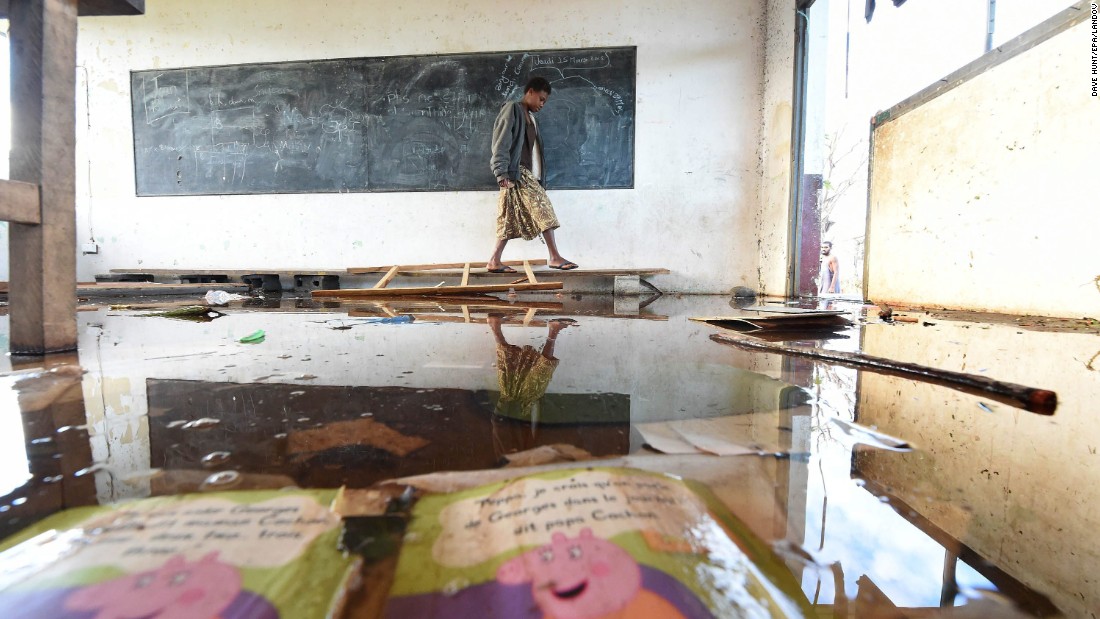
<box><xmin>239</xmin><ymin>329</ymin><xmax>266</xmax><ymax>344</ymax></box>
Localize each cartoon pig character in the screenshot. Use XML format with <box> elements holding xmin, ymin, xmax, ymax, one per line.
<box><xmin>496</xmin><ymin>528</ymin><xmax>686</xmax><ymax>619</ymax></box>
<box><xmin>64</xmin><ymin>552</ymin><xmax>243</xmax><ymax>619</ymax></box>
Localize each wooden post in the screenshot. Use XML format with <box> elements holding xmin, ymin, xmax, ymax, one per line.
<box><xmin>8</xmin><ymin>0</ymin><xmax>79</xmax><ymax>354</ymax></box>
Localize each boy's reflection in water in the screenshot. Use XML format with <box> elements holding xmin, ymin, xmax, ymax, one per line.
<box><xmin>488</xmin><ymin>313</ymin><xmax>574</xmax><ymax>455</ymax></box>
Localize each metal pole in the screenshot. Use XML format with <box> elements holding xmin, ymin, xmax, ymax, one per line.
<box><xmin>787</xmin><ymin>1</ymin><xmax>815</xmax><ymax>297</ymax></box>
<box><xmin>986</xmin><ymin>0</ymin><xmax>997</xmax><ymax>52</ymax></box>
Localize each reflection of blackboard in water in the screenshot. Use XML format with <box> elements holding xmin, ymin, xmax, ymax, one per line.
<box><xmin>131</xmin><ymin>47</ymin><xmax>635</xmax><ymax>196</ymax></box>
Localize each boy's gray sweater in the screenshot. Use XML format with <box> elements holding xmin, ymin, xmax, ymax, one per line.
<box><xmin>489</xmin><ymin>101</ymin><xmax>544</xmax><ymax>183</ymax></box>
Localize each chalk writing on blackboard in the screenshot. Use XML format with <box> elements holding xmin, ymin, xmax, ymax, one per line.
<box><xmin>131</xmin><ymin>47</ymin><xmax>635</xmax><ymax>196</ymax></box>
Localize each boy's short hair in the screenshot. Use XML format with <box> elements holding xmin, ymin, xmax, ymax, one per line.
<box><xmin>524</xmin><ymin>76</ymin><xmax>552</xmax><ymax>95</ymax></box>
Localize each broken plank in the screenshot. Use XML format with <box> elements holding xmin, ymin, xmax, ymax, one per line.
<box><xmin>523</xmin><ymin>259</ymin><xmax>538</xmax><ymax>284</ymax></box>
<box><xmin>312</xmin><ymin>281</ymin><xmax>562</xmax><ymax>298</ymax></box>
<box><xmin>373</xmin><ymin>265</ymin><xmax>400</xmax><ymax>289</ymax></box>
<box><xmin>461</xmin><ymin>263</ymin><xmax>471</xmax><ymax>287</ymax></box>
<box><xmin>349</xmin><ymin>259</ymin><xmax>548</xmax><ymax>274</ymax></box>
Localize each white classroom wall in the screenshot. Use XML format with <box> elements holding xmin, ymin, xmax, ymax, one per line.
<box><xmin>13</xmin><ymin>0</ymin><xmax>784</xmax><ymax>294</ymax></box>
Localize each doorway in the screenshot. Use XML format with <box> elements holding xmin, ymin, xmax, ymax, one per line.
<box><xmin>791</xmin><ymin>0</ymin><xmax>1073</xmax><ymax>300</ymax></box>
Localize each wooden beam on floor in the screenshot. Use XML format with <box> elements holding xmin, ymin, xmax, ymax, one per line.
<box><xmin>77</xmin><ymin>282</ymin><xmax>251</xmax><ymax>297</ymax></box>
<box><xmin>109</xmin><ymin>268</ymin><xmax>348</xmax><ymax>276</ymax></box>
<box><xmin>404</xmin><ymin>314</ymin><xmax>550</xmax><ymax>328</ymax></box>
<box><xmin>353</xmin><ymin>266</ymin><xmax>670</xmax><ymax>278</ymax></box>
<box><xmin>312</xmin><ymin>281</ymin><xmax>563</xmax><ymax>299</ymax></box>
<box><xmin>348</xmin><ymin>259</ymin><xmax>548</xmax><ymax>274</ymax></box>
<box><xmin>352</xmin><ymin>298</ymin><xmax>565</xmax><ymax>313</ymax></box>
<box><xmin>8</xmin><ymin>0</ymin><xmax>79</xmax><ymax>354</ymax></box>
<box><xmin>0</xmin><ymin>180</ymin><xmax>41</xmax><ymax>224</ymax></box>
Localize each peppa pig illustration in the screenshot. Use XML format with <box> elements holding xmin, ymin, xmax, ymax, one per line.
<box><xmin>495</xmin><ymin>528</ymin><xmax>691</xmax><ymax>619</ymax></box>
<box><xmin>59</xmin><ymin>552</ymin><xmax>277</xmax><ymax>619</ymax></box>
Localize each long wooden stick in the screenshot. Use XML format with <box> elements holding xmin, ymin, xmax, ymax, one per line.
<box><xmin>709</xmin><ymin>333</ymin><xmax>1057</xmax><ymax>415</ymax></box>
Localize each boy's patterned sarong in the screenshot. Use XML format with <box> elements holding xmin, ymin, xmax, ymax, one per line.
<box><xmin>495</xmin><ymin>167</ymin><xmax>560</xmax><ymax>241</ymax></box>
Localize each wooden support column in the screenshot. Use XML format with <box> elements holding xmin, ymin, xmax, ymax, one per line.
<box><xmin>8</xmin><ymin>0</ymin><xmax>79</xmax><ymax>354</ymax></box>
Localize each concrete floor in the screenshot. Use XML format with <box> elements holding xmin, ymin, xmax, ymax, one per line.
<box><xmin>0</xmin><ymin>292</ymin><xmax>1095</xmax><ymax>617</ymax></box>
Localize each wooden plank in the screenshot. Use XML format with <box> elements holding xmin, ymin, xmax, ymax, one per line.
<box><xmin>312</xmin><ymin>281</ymin><xmax>563</xmax><ymax>298</ymax></box>
<box><xmin>373</xmin><ymin>265</ymin><xmax>400</xmax><ymax>289</ymax></box>
<box><xmin>461</xmin><ymin>263</ymin><xmax>470</xmax><ymax>287</ymax></box>
<box><xmin>109</xmin><ymin>268</ymin><xmax>348</xmax><ymax>276</ymax></box>
<box><xmin>522</xmin><ymin>259</ymin><xmax>538</xmax><ymax>284</ymax></box>
<box><xmin>77</xmin><ymin>282</ymin><xmax>250</xmax><ymax>291</ymax></box>
<box><xmin>348</xmin><ymin>259</ymin><xmax>548</xmax><ymax>274</ymax></box>
<box><xmin>0</xmin><ymin>179</ymin><xmax>40</xmax><ymax>224</ymax></box>
<box><xmin>354</xmin><ymin>299</ymin><xmax>564</xmax><ymax>313</ymax></box>
<box><xmin>461</xmin><ymin>305</ymin><xmax>471</xmax><ymax>323</ymax></box>
<box><xmin>351</xmin><ymin>266</ymin><xmax>671</xmax><ymax>277</ymax></box>
<box><xmin>0</xmin><ymin>0</ymin><xmax>145</xmax><ymax>18</ymax></box>
<box><xmin>8</xmin><ymin>0</ymin><xmax>79</xmax><ymax>354</ymax></box>
<box><xmin>77</xmin><ymin>283</ymin><xmax>250</xmax><ymax>297</ymax></box>
<box><xmin>397</xmin><ymin>313</ymin><xmax>549</xmax><ymax>327</ymax></box>
<box><xmin>104</xmin><ymin>265</ymin><xmax>670</xmax><ymax>279</ymax></box>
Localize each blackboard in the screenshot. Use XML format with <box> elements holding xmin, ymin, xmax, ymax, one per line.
<box><xmin>130</xmin><ymin>47</ymin><xmax>635</xmax><ymax>195</ymax></box>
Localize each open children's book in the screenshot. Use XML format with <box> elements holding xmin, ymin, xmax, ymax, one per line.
<box><xmin>0</xmin><ymin>489</ymin><xmax>358</xmax><ymax>619</ymax></box>
<box><xmin>384</xmin><ymin>467</ymin><xmax>812</xmax><ymax>618</ymax></box>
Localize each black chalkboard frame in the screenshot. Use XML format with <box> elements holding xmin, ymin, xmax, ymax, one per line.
<box><xmin>129</xmin><ymin>46</ymin><xmax>636</xmax><ymax>197</ymax></box>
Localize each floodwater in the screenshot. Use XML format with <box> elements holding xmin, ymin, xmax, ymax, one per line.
<box><xmin>0</xmin><ymin>292</ymin><xmax>1096</xmax><ymax>618</ymax></box>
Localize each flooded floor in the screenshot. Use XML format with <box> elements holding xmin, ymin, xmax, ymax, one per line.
<box><xmin>0</xmin><ymin>292</ymin><xmax>1096</xmax><ymax>617</ymax></box>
